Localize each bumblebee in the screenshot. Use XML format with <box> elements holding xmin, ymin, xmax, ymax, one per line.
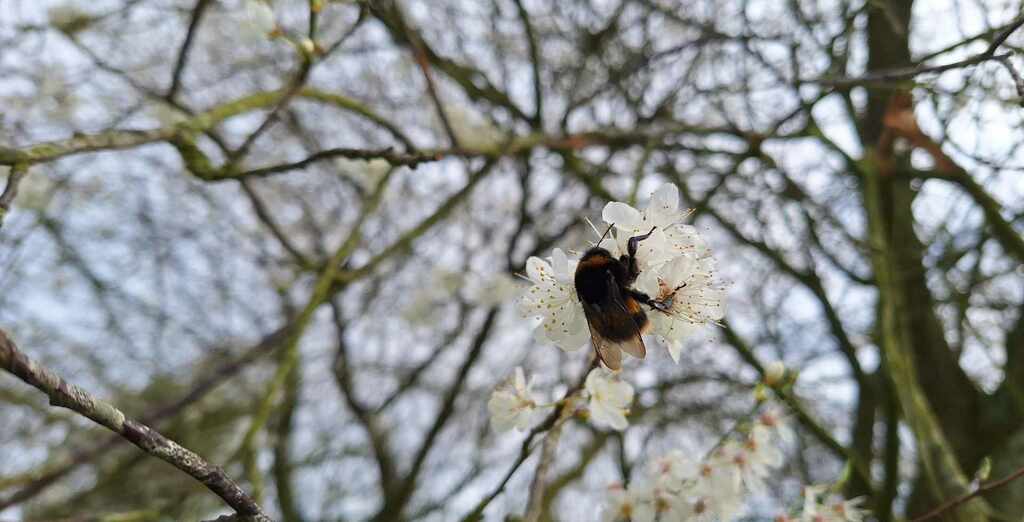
<box><xmin>574</xmin><ymin>226</ymin><xmax>661</xmax><ymax>370</ymax></box>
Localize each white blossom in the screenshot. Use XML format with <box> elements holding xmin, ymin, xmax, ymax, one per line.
<box><xmin>669</xmin><ymin>496</ymin><xmax>727</xmax><ymax>522</ymax></box>
<box><xmin>722</xmin><ymin>433</ymin><xmax>782</xmax><ymax>495</ymax></box>
<box><xmin>585</xmin><ymin>368</ymin><xmax>634</xmax><ymax>431</ymax></box>
<box><xmin>601</xmin><ymin>483</ymin><xmax>656</xmax><ymax>522</ymax></box>
<box><xmin>635</xmin><ymin>253</ymin><xmax>726</xmax><ymax>362</ymax></box>
<box><xmin>401</xmin><ymin>268</ymin><xmax>465</xmax><ymax>326</ymax></box>
<box><xmin>601</xmin><ymin>185</ymin><xmax>725</xmax><ymax>362</ymax></box>
<box><xmin>600</xmin><ymin>185</ymin><xmax>707</xmax><ymax>268</ymax></box>
<box><xmin>487</xmin><ymin>367</ymin><xmax>539</xmax><ymax>432</ymax></box>
<box><xmin>799</xmin><ymin>486</ymin><xmax>869</xmax><ymax>522</ymax></box>
<box><xmin>757</xmin><ymin>406</ymin><xmax>796</xmax><ymax>446</ymax></box>
<box><xmin>242</xmin><ymin>0</ymin><xmax>277</xmax><ymax>39</ymax></box>
<box><xmin>748</xmin><ymin>424</ymin><xmax>785</xmax><ymax>469</ymax></box>
<box><xmin>824</xmin><ymin>497</ymin><xmax>869</xmax><ymax>522</ymax></box>
<box><xmin>694</xmin><ymin>451</ymin><xmax>744</xmax><ymax>519</ymax></box>
<box><xmin>467</xmin><ymin>274</ymin><xmax>522</xmax><ymax>306</ymax></box>
<box><xmin>400</xmin><ymin>292</ymin><xmax>441</xmax><ymax>326</ymax></box>
<box><xmin>801</xmin><ymin>485</ymin><xmax>829</xmax><ymax>518</ymax></box>
<box><xmin>47</xmin><ymin>3</ymin><xmax>92</xmax><ymax>33</ymax></box>
<box><xmin>518</xmin><ymin>249</ymin><xmax>590</xmax><ymax>351</ymax></box>
<box><xmin>592</xmin><ymin>403</ymin><xmax>861</xmax><ymax>522</ymax></box>
<box><xmin>601</xmin><ymin>212</ymin><xmax>670</xmax><ymax>272</ymax></box>
<box><xmin>444</xmin><ymin>105</ymin><xmax>507</xmax><ymax>151</ymax></box>
<box><xmin>648</xmin><ymin>449</ymin><xmax>695</xmax><ymax>492</ymax></box>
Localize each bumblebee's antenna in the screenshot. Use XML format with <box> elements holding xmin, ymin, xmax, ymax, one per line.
<box><xmin>598</xmin><ymin>223</ymin><xmax>614</xmax><ymax>245</ymax></box>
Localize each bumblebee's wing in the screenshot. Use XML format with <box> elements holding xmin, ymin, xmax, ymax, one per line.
<box><xmin>616</xmin><ymin>325</ymin><xmax>647</xmax><ymax>360</ymax></box>
<box><xmin>605</xmin><ymin>281</ymin><xmax>647</xmax><ymax>360</ymax></box>
<box><xmin>581</xmin><ymin>302</ymin><xmax>622</xmax><ymax>370</ymax></box>
<box><xmin>580</xmin><ymin>274</ymin><xmax>647</xmax><ymax>370</ymax></box>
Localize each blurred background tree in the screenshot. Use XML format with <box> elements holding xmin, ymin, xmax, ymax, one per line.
<box><xmin>1</xmin><ymin>0</ymin><xmax>1023</xmax><ymax>520</ymax></box>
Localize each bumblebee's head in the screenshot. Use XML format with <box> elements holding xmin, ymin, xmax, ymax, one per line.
<box><xmin>579</xmin><ymin>247</ymin><xmax>614</xmax><ymax>264</ymax></box>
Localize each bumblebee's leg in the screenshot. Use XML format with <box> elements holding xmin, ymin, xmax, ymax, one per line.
<box><xmin>629</xmin><ymin>289</ymin><xmax>672</xmax><ymax>313</ymax></box>
<box><xmin>627</xmin><ymin>289</ymin><xmax>654</xmax><ymax>306</ymax></box>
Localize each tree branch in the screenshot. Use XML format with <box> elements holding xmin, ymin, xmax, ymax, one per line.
<box><xmin>0</xmin><ymin>329</ymin><xmax>270</xmax><ymax>521</ymax></box>
<box><xmin>165</xmin><ymin>0</ymin><xmax>212</xmax><ymax>100</ymax></box>
<box><xmin>0</xmin><ymin>164</ymin><xmax>28</xmax><ymax>229</ymax></box>
<box><xmin>811</xmin><ymin>15</ymin><xmax>1024</xmax><ymax>88</ymax></box>
<box><xmin>911</xmin><ymin>464</ymin><xmax>1024</xmax><ymax>521</ymax></box>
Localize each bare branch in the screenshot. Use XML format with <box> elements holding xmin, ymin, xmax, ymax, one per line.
<box><xmin>0</xmin><ymin>164</ymin><xmax>28</xmax><ymax>229</ymax></box>
<box><xmin>0</xmin><ymin>329</ymin><xmax>270</xmax><ymax>522</ymax></box>
<box><xmin>911</xmin><ymin>465</ymin><xmax>1024</xmax><ymax>521</ymax></box>
<box><xmin>810</xmin><ymin>17</ymin><xmax>1024</xmax><ymax>88</ymax></box>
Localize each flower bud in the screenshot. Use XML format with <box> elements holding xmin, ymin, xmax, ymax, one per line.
<box><xmin>976</xmin><ymin>456</ymin><xmax>991</xmax><ymax>482</ymax></box>
<box><xmin>754</xmin><ymin>383</ymin><xmax>769</xmax><ymax>403</ymax></box>
<box><xmin>765</xmin><ymin>360</ymin><xmax>786</xmax><ymax>386</ymax></box>
<box><xmin>301</xmin><ymin>38</ymin><xmax>316</xmax><ymax>55</ymax></box>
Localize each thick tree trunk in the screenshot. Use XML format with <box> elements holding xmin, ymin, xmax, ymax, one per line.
<box><xmin>861</xmin><ymin>1</ymin><xmax>988</xmax><ymax>519</ymax></box>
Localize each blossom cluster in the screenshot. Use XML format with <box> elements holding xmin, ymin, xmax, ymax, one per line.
<box><xmin>518</xmin><ymin>184</ymin><xmax>725</xmax><ymax>363</ymax></box>
<box><xmin>488</xmin><ymin>367</ymin><xmax>635</xmax><ymax>433</ymax></box>
<box><xmin>601</xmin><ymin>409</ymin><xmax>866</xmax><ymax>522</ymax></box>
<box><xmin>491</xmin><ymin>186</ymin><xmax>866</xmax><ymax>520</ymax></box>
<box><xmin>784</xmin><ymin>485</ymin><xmax>869</xmax><ymax>522</ymax></box>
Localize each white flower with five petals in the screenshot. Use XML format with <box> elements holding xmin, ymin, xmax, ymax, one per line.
<box><xmin>692</xmin><ymin>453</ymin><xmax>744</xmax><ymax>520</ymax></box>
<box><xmin>585</xmin><ymin>368</ymin><xmax>634</xmax><ymax>431</ymax></box>
<box><xmin>800</xmin><ymin>485</ymin><xmax>869</xmax><ymax>522</ymax></box>
<box><xmin>601</xmin><ymin>483</ymin><xmax>656</xmax><ymax>522</ymax></box>
<box><xmin>757</xmin><ymin>406</ymin><xmax>796</xmax><ymax>446</ymax></box>
<box><xmin>487</xmin><ymin>367</ymin><xmax>540</xmax><ymax>432</ymax></box>
<box><xmin>518</xmin><ymin>249</ymin><xmax>590</xmax><ymax>351</ymax></box>
<box><xmin>824</xmin><ymin>496</ymin><xmax>869</xmax><ymax>522</ymax></box>
<box><xmin>648</xmin><ymin>449</ymin><xmax>697</xmax><ymax>492</ymax></box>
<box><xmin>635</xmin><ymin>254</ymin><xmax>726</xmax><ymax>362</ymax></box>
<box><xmin>242</xmin><ymin>0</ymin><xmax>276</xmax><ymax>39</ymax></box>
<box><xmin>600</xmin><ymin>184</ymin><xmax>706</xmax><ymax>268</ymax></box>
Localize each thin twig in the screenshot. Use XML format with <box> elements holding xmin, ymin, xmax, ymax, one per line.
<box><xmin>996</xmin><ymin>55</ymin><xmax>1024</xmax><ymax>106</ymax></box>
<box><xmin>0</xmin><ymin>163</ymin><xmax>28</xmax><ymax>228</ymax></box>
<box><xmin>166</xmin><ymin>0</ymin><xmax>212</xmax><ymax>100</ymax></box>
<box><xmin>512</xmin><ymin>0</ymin><xmax>543</xmax><ymax>127</ymax></box>
<box><xmin>523</xmin><ymin>394</ymin><xmax>577</xmax><ymax>522</ymax></box>
<box><xmin>910</xmin><ymin>464</ymin><xmax>1024</xmax><ymax>521</ymax></box>
<box><xmin>411</xmin><ymin>37</ymin><xmax>459</xmax><ymax>148</ymax></box>
<box><xmin>810</xmin><ymin>15</ymin><xmax>1024</xmax><ymax>87</ymax></box>
<box><xmin>812</xmin><ymin>51</ymin><xmax>1012</xmax><ymax>87</ymax></box>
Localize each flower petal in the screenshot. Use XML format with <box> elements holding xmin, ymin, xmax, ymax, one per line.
<box><xmin>647</xmin><ymin>184</ymin><xmax>680</xmax><ymax>227</ymax></box>
<box><xmin>592</xmin><ymin>400</ymin><xmax>629</xmax><ymax>430</ymax></box>
<box><xmin>664</xmin><ymin>337</ymin><xmax>683</xmax><ymax>363</ymax></box>
<box><xmin>604</xmin><ymin>379</ymin><xmax>635</xmax><ymax>407</ymax></box>
<box><xmin>635</xmin><ymin>269</ymin><xmax>660</xmax><ymax>297</ymax></box>
<box><xmin>662</xmin><ymin>255</ymin><xmax>698</xmax><ymax>289</ymax></box>
<box><xmin>602</xmin><ymin>202</ymin><xmax>644</xmax><ymax>231</ymax></box>
<box><xmin>550</xmin><ymin>248</ymin><xmax>570</xmax><ymax>281</ymax></box>
<box><xmin>525</xmin><ymin>256</ymin><xmax>551</xmax><ymax>283</ymax></box>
